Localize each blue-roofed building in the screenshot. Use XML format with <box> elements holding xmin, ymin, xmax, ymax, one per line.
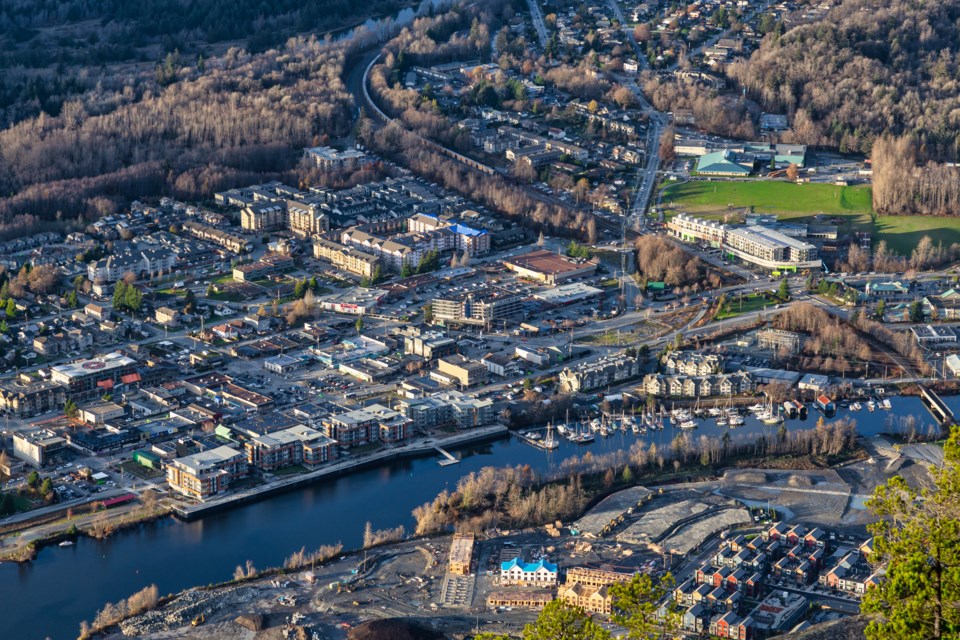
<box><xmin>408</xmin><ymin>212</ymin><xmax>490</xmax><ymax>254</ymax></box>
<box><xmin>500</xmin><ymin>557</ymin><xmax>559</xmax><ymax>586</ymax></box>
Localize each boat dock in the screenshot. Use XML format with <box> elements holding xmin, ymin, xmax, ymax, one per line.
<box><xmin>515</xmin><ymin>430</ymin><xmax>559</xmax><ymax>450</ymax></box>
<box><xmin>434</xmin><ymin>446</ymin><xmax>459</xmax><ymax>466</ymax></box>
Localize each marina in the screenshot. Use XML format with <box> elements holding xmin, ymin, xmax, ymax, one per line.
<box><xmin>0</xmin><ymin>393</ymin><xmax>955</xmax><ymax>640</ymax></box>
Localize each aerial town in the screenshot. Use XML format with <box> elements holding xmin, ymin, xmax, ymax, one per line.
<box><xmin>0</xmin><ymin>0</ymin><xmax>958</xmax><ymax>639</ymax></box>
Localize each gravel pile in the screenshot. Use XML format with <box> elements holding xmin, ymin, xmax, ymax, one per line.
<box><xmin>119</xmin><ymin>586</ymin><xmax>256</xmax><ymax>636</ymax></box>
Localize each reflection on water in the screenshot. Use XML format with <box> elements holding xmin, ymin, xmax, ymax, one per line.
<box><xmin>0</xmin><ymin>394</ymin><xmax>954</xmax><ymax>640</ymax></box>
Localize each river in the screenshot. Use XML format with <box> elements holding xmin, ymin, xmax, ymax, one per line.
<box><xmin>1</xmin><ymin>394</ymin><xmax>954</xmax><ymax>640</ymax></box>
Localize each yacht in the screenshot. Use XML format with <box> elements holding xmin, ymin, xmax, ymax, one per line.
<box><xmin>727</xmin><ymin>413</ymin><xmax>745</xmax><ymax>427</ymax></box>
<box><xmin>882</xmin><ymin>398</ymin><xmax>892</xmax><ymax>410</ymax></box>
<box><xmin>850</xmin><ymin>402</ymin><xmax>862</xmax><ymax>411</ymax></box>
<box><xmin>679</xmin><ymin>418</ymin><xmax>698</xmax><ymax>430</ymax></box>
<box><xmin>867</xmin><ymin>400</ymin><xmax>876</xmax><ymax>412</ymax></box>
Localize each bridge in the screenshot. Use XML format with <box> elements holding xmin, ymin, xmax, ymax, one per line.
<box><xmin>919</xmin><ymin>385</ymin><xmax>954</xmax><ymax>425</ymax></box>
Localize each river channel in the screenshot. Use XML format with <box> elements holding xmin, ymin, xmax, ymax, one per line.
<box><xmin>1</xmin><ymin>394</ymin><xmax>954</xmax><ymax>639</ymax></box>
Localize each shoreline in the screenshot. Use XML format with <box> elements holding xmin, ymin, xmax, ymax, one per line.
<box><xmin>0</xmin><ymin>426</ymin><xmax>508</xmax><ymax>563</ymax></box>
<box><xmin>171</xmin><ymin>424</ymin><xmax>510</xmax><ymax>520</ymax></box>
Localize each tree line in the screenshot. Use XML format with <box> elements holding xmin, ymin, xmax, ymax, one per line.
<box><xmin>726</xmin><ymin>0</ymin><xmax>960</xmax><ymax>159</ymax></box>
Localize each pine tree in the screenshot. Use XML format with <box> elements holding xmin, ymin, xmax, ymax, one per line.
<box><xmin>862</xmin><ymin>426</ymin><xmax>960</xmax><ymax>639</ymax></box>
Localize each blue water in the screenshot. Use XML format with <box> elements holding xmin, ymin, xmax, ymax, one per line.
<box><xmin>0</xmin><ymin>394</ymin><xmax>953</xmax><ymax>639</ymax></box>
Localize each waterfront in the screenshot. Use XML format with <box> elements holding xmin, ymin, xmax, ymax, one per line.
<box><xmin>0</xmin><ymin>395</ymin><xmax>952</xmax><ymax>640</ymax></box>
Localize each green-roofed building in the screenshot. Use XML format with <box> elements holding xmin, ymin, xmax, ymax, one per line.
<box><xmin>695</xmin><ymin>149</ymin><xmax>754</xmax><ymax>176</ymax></box>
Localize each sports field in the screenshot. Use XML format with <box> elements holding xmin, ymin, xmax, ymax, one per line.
<box><xmin>660</xmin><ymin>180</ymin><xmax>960</xmax><ymax>255</ymax></box>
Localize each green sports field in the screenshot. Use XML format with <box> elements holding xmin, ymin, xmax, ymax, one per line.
<box><xmin>660</xmin><ymin>180</ymin><xmax>960</xmax><ymax>255</ymax></box>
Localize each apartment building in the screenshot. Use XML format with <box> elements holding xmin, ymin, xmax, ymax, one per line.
<box><xmin>313</xmin><ymin>238</ymin><xmax>380</xmax><ymax>278</ymax></box>
<box><xmin>432</xmin><ymin>287</ymin><xmax>522</xmax><ymax>328</ymax></box>
<box><xmin>559</xmin><ymin>355</ymin><xmax>642</xmax><ymax>393</ymax></box>
<box><xmin>166</xmin><ymin>445</ymin><xmax>249</xmax><ymax>501</ymax></box>
<box><xmin>558</xmin><ymin>567</ymin><xmax>634</xmax><ymax>614</ymax></box>
<box><xmin>322</xmin><ymin>404</ymin><xmax>410</xmax><ymax>447</ymax></box>
<box><xmin>51</xmin><ymin>352</ymin><xmax>138</xmax><ymax>401</ymax></box>
<box><xmin>287</xmin><ymin>200</ymin><xmax>330</xmax><ymax>237</ymax></box>
<box><xmin>245</xmin><ymin>425</ymin><xmax>338</xmax><ymax>471</ymax></box>
<box><xmin>241</xmin><ymin>201</ymin><xmax>287</xmax><ymax>232</ymax></box>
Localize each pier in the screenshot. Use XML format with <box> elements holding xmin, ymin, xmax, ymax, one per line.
<box><xmin>434</xmin><ymin>446</ymin><xmax>459</xmax><ymax>466</ymax></box>
<box><xmin>919</xmin><ymin>385</ymin><xmax>954</xmax><ymax>425</ymax></box>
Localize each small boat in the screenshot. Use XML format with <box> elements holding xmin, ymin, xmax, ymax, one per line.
<box><xmin>708</xmin><ymin>407</ymin><xmax>722</xmax><ymax>417</ymax></box>
<box><xmin>850</xmin><ymin>402</ymin><xmax>862</xmax><ymax>411</ymax></box>
<box><xmin>882</xmin><ymin>398</ymin><xmax>892</xmax><ymax>410</ymax></box>
<box><xmin>748</xmin><ymin>403</ymin><xmax>765</xmax><ymax>413</ymax></box>
<box><xmin>631</xmin><ymin>422</ymin><xmax>640</xmax><ymax>435</ymax></box>
<box><xmin>763</xmin><ymin>412</ymin><xmax>784</xmax><ymax>425</ymax></box>
<box><xmin>728</xmin><ymin>414</ymin><xmax>744</xmax><ymax>427</ymax></box>
<box><xmin>58</xmin><ymin>540</ymin><xmax>74</xmax><ymax>547</ymax></box>
<box><xmin>867</xmin><ymin>401</ymin><xmax>876</xmax><ymax>412</ymax></box>
<box><xmin>679</xmin><ymin>419</ymin><xmax>698</xmax><ymax>430</ymax></box>
<box><xmin>578</xmin><ymin>432</ymin><xmax>595</xmax><ymax>444</ymax></box>
<box><xmin>716</xmin><ymin>417</ymin><xmax>728</xmax><ymax>427</ymax></box>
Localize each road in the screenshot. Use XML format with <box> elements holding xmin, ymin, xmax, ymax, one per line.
<box><xmin>525</xmin><ymin>0</ymin><xmax>548</xmax><ymax>47</ymax></box>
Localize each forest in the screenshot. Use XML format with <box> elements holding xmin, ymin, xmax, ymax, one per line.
<box><xmin>726</xmin><ymin>0</ymin><xmax>960</xmax><ymax>160</ymax></box>
<box><xmin>0</xmin><ymin>35</ymin><xmax>357</xmax><ymax>228</ymax></box>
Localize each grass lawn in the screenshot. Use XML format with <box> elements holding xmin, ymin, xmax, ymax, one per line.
<box><xmin>661</xmin><ymin>180</ymin><xmax>960</xmax><ymax>256</ymax></box>
<box><xmin>661</xmin><ymin>180</ymin><xmax>873</xmax><ymax>216</ymax></box>
<box><xmin>714</xmin><ymin>293</ymin><xmax>778</xmax><ymax>320</ymax></box>
<box><xmin>271</xmin><ymin>464</ymin><xmax>307</xmax><ymax>476</ymax></box>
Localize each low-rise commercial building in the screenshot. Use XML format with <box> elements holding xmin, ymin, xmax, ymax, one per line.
<box><xmin>503</xmin><ymin>250</ymin><xmax>597</xmax><ymax>285</ymax></box>
<box><xmin>13</xmin><ymin>429</ymin><xmax>67</xmax><ymax>467</ymax></box>
<box><xmin>436</xmin><ymin>355</ymin><xmax>488</xmax><ymax>388</ymax></box>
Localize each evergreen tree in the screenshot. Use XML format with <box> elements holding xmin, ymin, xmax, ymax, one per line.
<box><xmin>522</xmin><ymin>600</ymin><xmax>610</xmax><ymax>640</ymax></box>
<box><xmin>862</xmin><ymin>426</ymin><xmax>960</xmax><ymax>639</ymax></box>
<box><xmin>610</xmin><ymin>573</ymin><xmax>680</xmax><ymax>638</ymax></box>
<box><xmin>5</xmin><ymin>299</ymin><xmax>15</xmax><ymax>319</ymax></box>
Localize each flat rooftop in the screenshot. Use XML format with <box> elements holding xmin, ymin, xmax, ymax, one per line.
<box><xmin>504</xmin><ymin>250</ymin><xmax>594</xmax><ymax>275</ymax></box>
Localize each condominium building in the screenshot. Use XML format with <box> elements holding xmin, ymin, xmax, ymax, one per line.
<box><xmin>166</xmin><ymin>445</ymin><xmax>249</xmax><ymax>501</ymax></box>
<box><xmin>241</xmin><ymin>201</ymin><xmax>287</xmax><ymax>232</ymax></box>
<box><xmin>313</xmin><ymin>238</ymin><xmax>380</xmax><ymax>278</ymax></box>
<box><xmin>725</xmin><ymin>226</ymin><xmax>818</xmax><ymax>265</ymax></box>
<box><xmin>558</xmin><ymin>567</ymin><xmax>634</xmax><ymax>614</ymax></box>
<box><xmin>559</xmin><ymin>355</ymin><xmax>642</xmax><ymax>393</ymax></box>
<box><xmin>667</xmin><ymin>213</ymin><xmax>727</xmax><ymax>248</ymax></box>
<box><xmin>397</xmin><ymin>391</ymin><xmax>495</xmax><ymax>429</ymax></box>
<box><xmin>244</xmin><ymin>425</ymin><xmax>338</xmax><ymax>471</ymax></box>
<box><xmin>667</xmin><ymin>213</ymin><xmax>820</xmax><ymax>271</ymax></box>
<box><xmin>304</xmin><ymin>146</ymin><xmax>372</xmax><ymax>172</ymax></box>
<box><xmin>287</xmin><ymin>200</ymin><xmax>330</xmax><ymax>237</ymax></box>
<box><xmin>500</xmin><ymin>557</ymin><xmax>559</xmax><ymax>587</ymax></box>
<box><xmin>322</xmin><ymin>404</ymin><xmax>410</xmax><ymax>447</ymax></box>
<box><xmin>448</xmin><ymin>533</ymin><xmax>475</xmax><ymax>575</ymax></box>
<box><xmin>432</xmin><ymin>287</ymin><xmax>522</xmax><ymax>328</ymax></box>
<box><xmin>50</xmin><ymin>352</ymin><xmax>138</xmax><ymax>401</ymax></box>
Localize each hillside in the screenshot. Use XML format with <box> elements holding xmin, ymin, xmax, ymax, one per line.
<box><xmin>727</xmin><ymin>0</ymin><xmax>960</xmax><ymax>159</ymax></box>
<box><xmin>772</xmin><ymin>615</ymin><xmax>869</xmax><ymax>640</ymax></box>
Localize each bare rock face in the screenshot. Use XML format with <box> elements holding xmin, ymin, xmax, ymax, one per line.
<box><xmin>348</xmin><ymin>618</ymin><xmax>447</xmax><ymax>640</ymax></box>
<box><xmin>771</xmin><ymin>616</ymin><xmax>869</xmax><ymax>640</ymax></box>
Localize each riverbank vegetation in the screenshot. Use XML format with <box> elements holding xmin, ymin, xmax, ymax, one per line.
<box><xmin>79</xmin><ymin>584</ymin><xmax>160</xmax><ymax>639</ymax></box>
<box><xmin>412</xmin><ymin>417</ymin><xmax>862</xmax><ymax>536</ymax></box>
